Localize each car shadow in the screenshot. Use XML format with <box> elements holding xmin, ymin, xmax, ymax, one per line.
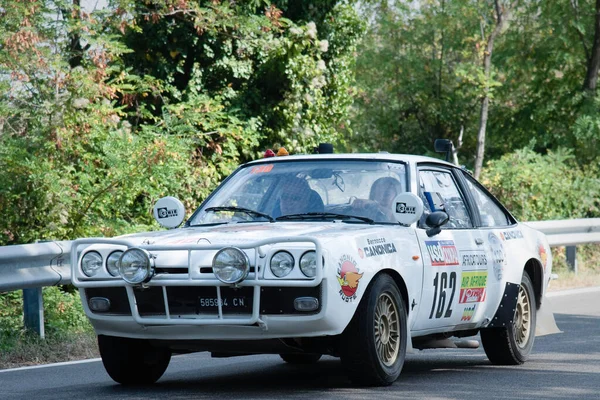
<box><xmin>90</xmin><ymin>313</ymin><xmax>598</xmax><ymax>399</ymax></box>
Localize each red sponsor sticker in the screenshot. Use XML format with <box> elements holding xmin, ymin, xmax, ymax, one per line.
<box><xmin>425</xmin><ymin>240</ymin><xmax>460</xmax><ymax>266</ymax></box>
<box><xmin>250</xmin><ymin>164</ymin><xmax>274</xmax><ymax>174</ymax></box>
<box><xmin>459</xmin><ymin>287</ymin><xmax>487</xmax><ymax>303</ymax></box>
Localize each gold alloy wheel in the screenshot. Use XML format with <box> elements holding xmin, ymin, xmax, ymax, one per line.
<box><xmin>374</xmin><ymin>292</ymin><xmax>400</xmax><ymax>366</ymax></box>
<box><xmin>514</xmin><ymin>283</ymin><xmax>531</xmax><ymax>348</ymax></box>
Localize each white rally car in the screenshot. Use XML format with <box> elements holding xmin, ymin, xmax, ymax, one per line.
<box><xmin>71</xmin><ymin>144</ymin><xmax>556</xmax><ymax>386</ymax></box>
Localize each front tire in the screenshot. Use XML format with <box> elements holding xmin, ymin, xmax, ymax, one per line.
<box><xmin>481</xmin><ymin>272</ymin><xmax>537</xmax><ymax>365</ymax></box>
<box><xmin>98</xmin><ymin>335</ymin><xmax>171</xmax><ymax>384</ymax></box>
<box><xmin>339</xmin><ymin>273</ymin><xmax>407</xmax><ymax>386</ymax></box>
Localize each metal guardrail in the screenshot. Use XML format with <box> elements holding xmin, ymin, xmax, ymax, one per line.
<box><xmin>0</xmin><ymin>240</ymin><xmax>72</xmax><ymax>292</ymax></box>
<box><xmin>524</xmin><ymin>219</ymin><xmax>600</xmax><ymax>247</ymax></box>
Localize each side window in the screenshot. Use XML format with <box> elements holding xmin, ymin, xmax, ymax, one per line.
<box><xmin>418</xmin><ymin>169</ymin><xmax>473</xmax><ymax>229</ymax></box>
<box><xmin>462</xmin><ymin>174</ymin><xmax>510</xmax><ymax>227</ymax></box>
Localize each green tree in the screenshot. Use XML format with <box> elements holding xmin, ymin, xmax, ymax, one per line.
<box><xmin>481</xmin><ymin>148</ymin><xmax>600</xmax><ymax>221</ymax></box>
<box><xmin>489</xmin><ymin>0</ymin><xmax>600</xmax><ymax>164</ymax></box>
<box><xmin>0</xmin><ymin>1</ymin><xmax>364</xmax><ymax>245</ymax></box>
<box><xmin>115</xmin><ymin>0</ymin><xmax>364</xmax><ymax>158</ymax></box>
<box><xmin>351</xmin><ymin>0</ymin><xmax>509</xmax><ymax>167</ymax></box>
<box><xmin>0</xmin><ymin>0</ymin><xmax>193</xmax><ymax>244</ymax></box>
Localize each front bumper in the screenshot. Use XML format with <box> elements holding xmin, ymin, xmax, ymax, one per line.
<box><xmin>72</xmin><ymin>237</ymin><xmax>340</xmax><ymax>339</ymax></box>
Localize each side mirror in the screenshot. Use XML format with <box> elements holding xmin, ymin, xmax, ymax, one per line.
<box><xmin>153</xmin><ymin>196</ymin><xmax>185</xmax><ymax>229</ymax></box>
<box><xmin>425</xmin><ymin>211</ymin><xmax>449</xmax><ymax>237</ymax></box>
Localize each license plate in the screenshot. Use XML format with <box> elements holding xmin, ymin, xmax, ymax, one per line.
<box><xmin>197</xmin><ymin>296</ymin><xmax>248</xmax><ymax>309</ymax></box>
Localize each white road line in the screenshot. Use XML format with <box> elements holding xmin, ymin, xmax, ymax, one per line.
<box><xmin>0</xmin><ymin>358</ymin><xmax>101</xmax><ymax>373</ymax></box>
<box><xmin>546</xmin><ymin>286</ymin><xmax>600</xmax><ymax>298</ymax></box>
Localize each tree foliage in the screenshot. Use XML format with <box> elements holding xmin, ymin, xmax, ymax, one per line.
<box><xmin>352</xmin><ymin>0</ymin><xmax>600</xmax><ymax>170</ymax></box>
<box><xmin>481</xmin><ymin>147</ymin><xmax>600</xmax><ymax>221</ymax></box>
<box><xmin>0</xmin><ymin>0</ymin><xmax>364</xmax><ymax>245</ymax></box>
<box><xmin>351</xmin><ymin>1</ymin><xmax>507</xmax><ymax>161</ymax></box>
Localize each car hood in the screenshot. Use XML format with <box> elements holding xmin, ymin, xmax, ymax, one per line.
<box><xmin>118</xmin><ymin>221</ymin><xmax>379</xmax><ymax>247</ymax></box>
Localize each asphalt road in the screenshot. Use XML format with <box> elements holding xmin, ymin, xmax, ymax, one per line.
<box><xmin>1</xmin><ymin>288</ymin><xmax>598</xmax><ymax>400</ymax></box>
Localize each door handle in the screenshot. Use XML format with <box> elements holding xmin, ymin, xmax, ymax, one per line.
<box><xmin>475</xmin><ymin>238</ymin><xmax>484</xmax><ymax>245</ymax></box>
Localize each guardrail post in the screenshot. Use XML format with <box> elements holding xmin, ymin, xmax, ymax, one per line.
<box><xmin>23</xmin><ymin>288</ymin><xmax>45</xmax><ymax>338</ymax></box>
<box><xmin>566</xmin><ymin>246</ymin><xmax>577</xmax><ymax>274</ymax></box>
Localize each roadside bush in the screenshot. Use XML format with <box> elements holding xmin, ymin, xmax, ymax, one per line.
<box><xmin>0</xmin><ymin>291</ymin><xmax>23</xmax><ymax>338</ymax></box>
<box><xmin>0</xmin><ymin>287</ymin><xmax>93</xmax><ymax>351</ymax></box>
<box><xmin>480</xmin><ymin>147</ymin><xmax>600</xmax><ymax>221</ymax></box>
<box><xmin>42</xmin><ymin>286</ymin><xmax>93</xmax><ymax>336</ymax></box>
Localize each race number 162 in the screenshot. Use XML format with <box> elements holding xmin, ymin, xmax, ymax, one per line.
<box><xmin>429</xmin><ymin>271</ymin><xmax>457</xmax><ymax>319</ymax></box>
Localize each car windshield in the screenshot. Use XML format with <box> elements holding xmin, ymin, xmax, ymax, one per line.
<box><xmin>188</xmin><ymin>159</ymin><xmax>408</xmax><ymax>225</ymax></box>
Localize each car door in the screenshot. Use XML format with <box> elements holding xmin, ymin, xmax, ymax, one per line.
<box><xmin>412</xmin><ymin>165</ymin><xmax>489</xmax><ymax>333</ymax></box>
<box><xmin>458</xmin><ymin>170</ymin><xmax>521</xmax><ymax>321</ymax></box>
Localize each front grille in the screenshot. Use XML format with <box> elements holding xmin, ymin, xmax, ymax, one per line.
<box><xmin>134</xmin><ymin>287</ymin><xmax>166</xmax><ymax>316</ymax></box>
<box><xmin>88</xmin><ymin>284</ymin><xmax>322</xmax><ymax>319</ymax></box>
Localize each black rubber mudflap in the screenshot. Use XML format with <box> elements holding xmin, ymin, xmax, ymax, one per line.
<box><xmin>487</xmin><ymin>282</ymin><xmax>519</xmax><ymax>328</ymax></box>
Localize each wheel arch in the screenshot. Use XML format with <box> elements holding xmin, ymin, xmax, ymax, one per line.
<box><xmin>377</xmin><ymin>269</ymin><xmax>410</xmax><ymax>317</ymax></box>
<box><xmin>524</xmin><ymin>258</ymin><xmax>543</xmax><ymax>309</ymax></box>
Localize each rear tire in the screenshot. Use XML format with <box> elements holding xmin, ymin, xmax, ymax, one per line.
<box><xmin>339</xmin><ymin>273</ymin><xmax>407</xmax><ymax>386</ymax></box>
<box><xmin>98</xmin><ymin>335</ymin><xmax>171</xmax><ymax>384</ymax></box>
<box><xmin>279</xmin><ymin>353</ymin><xmax>322</xmax><ymax>364</ymax></box>
<box><xmin>481</xmin><ymin>272</ymin><xmax>537</xmax><ymax>365</ymax></box>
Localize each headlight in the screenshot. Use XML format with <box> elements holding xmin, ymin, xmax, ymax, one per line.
<box><xmin>270</xmin><ymin>251</ymin><xmax>294</xmax><ymax>278</ymax></box>
<box><xmin>81</xmin><ymin>251</ymin><xmax>103</xmax><ymax>277</ymax></box>
<box><xmin>106</xmin><ymin>251</ymin><xmax>123</xmax><ymax>277</ymax></box>
<box><xmin>300</xmin><ymin>251</ymin><xmax>317</xmax><ymax>278</ymax></box>
<box><xmin>212</xmin><ymin>247</ymin><xmax>250</xmax><ymax>284</ymax></box>
<box><xmin>118</xmin><ymin>248</ymin><xmax>154</xmax><ymax>284</ymax></box>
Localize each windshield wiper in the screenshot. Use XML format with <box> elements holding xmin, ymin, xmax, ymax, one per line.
<box><xmin>276</xmin><ymin>212</ymin><xmax>374</xmax><ymax>224</ymax></box>
<box><xmin>205</xmin><ymin>206</ymin><xmax>274</xmax><ymax>222</ymax></box>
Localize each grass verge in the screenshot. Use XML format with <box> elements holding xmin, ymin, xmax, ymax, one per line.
<box><xmin>0</xmin><ymin>330</ymin><xmax>99</xmax><ymax>370</ymax></box>
<box><xmin>546</xmin><ymin>244</ymin><xmax>600</xmax><ymax>291</ymax></box>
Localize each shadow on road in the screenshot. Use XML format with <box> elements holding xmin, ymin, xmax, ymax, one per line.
<box><xmin>97</xmin><ymin>313</ymin><xmax>598</xmax><ymax>399</ymax></box>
